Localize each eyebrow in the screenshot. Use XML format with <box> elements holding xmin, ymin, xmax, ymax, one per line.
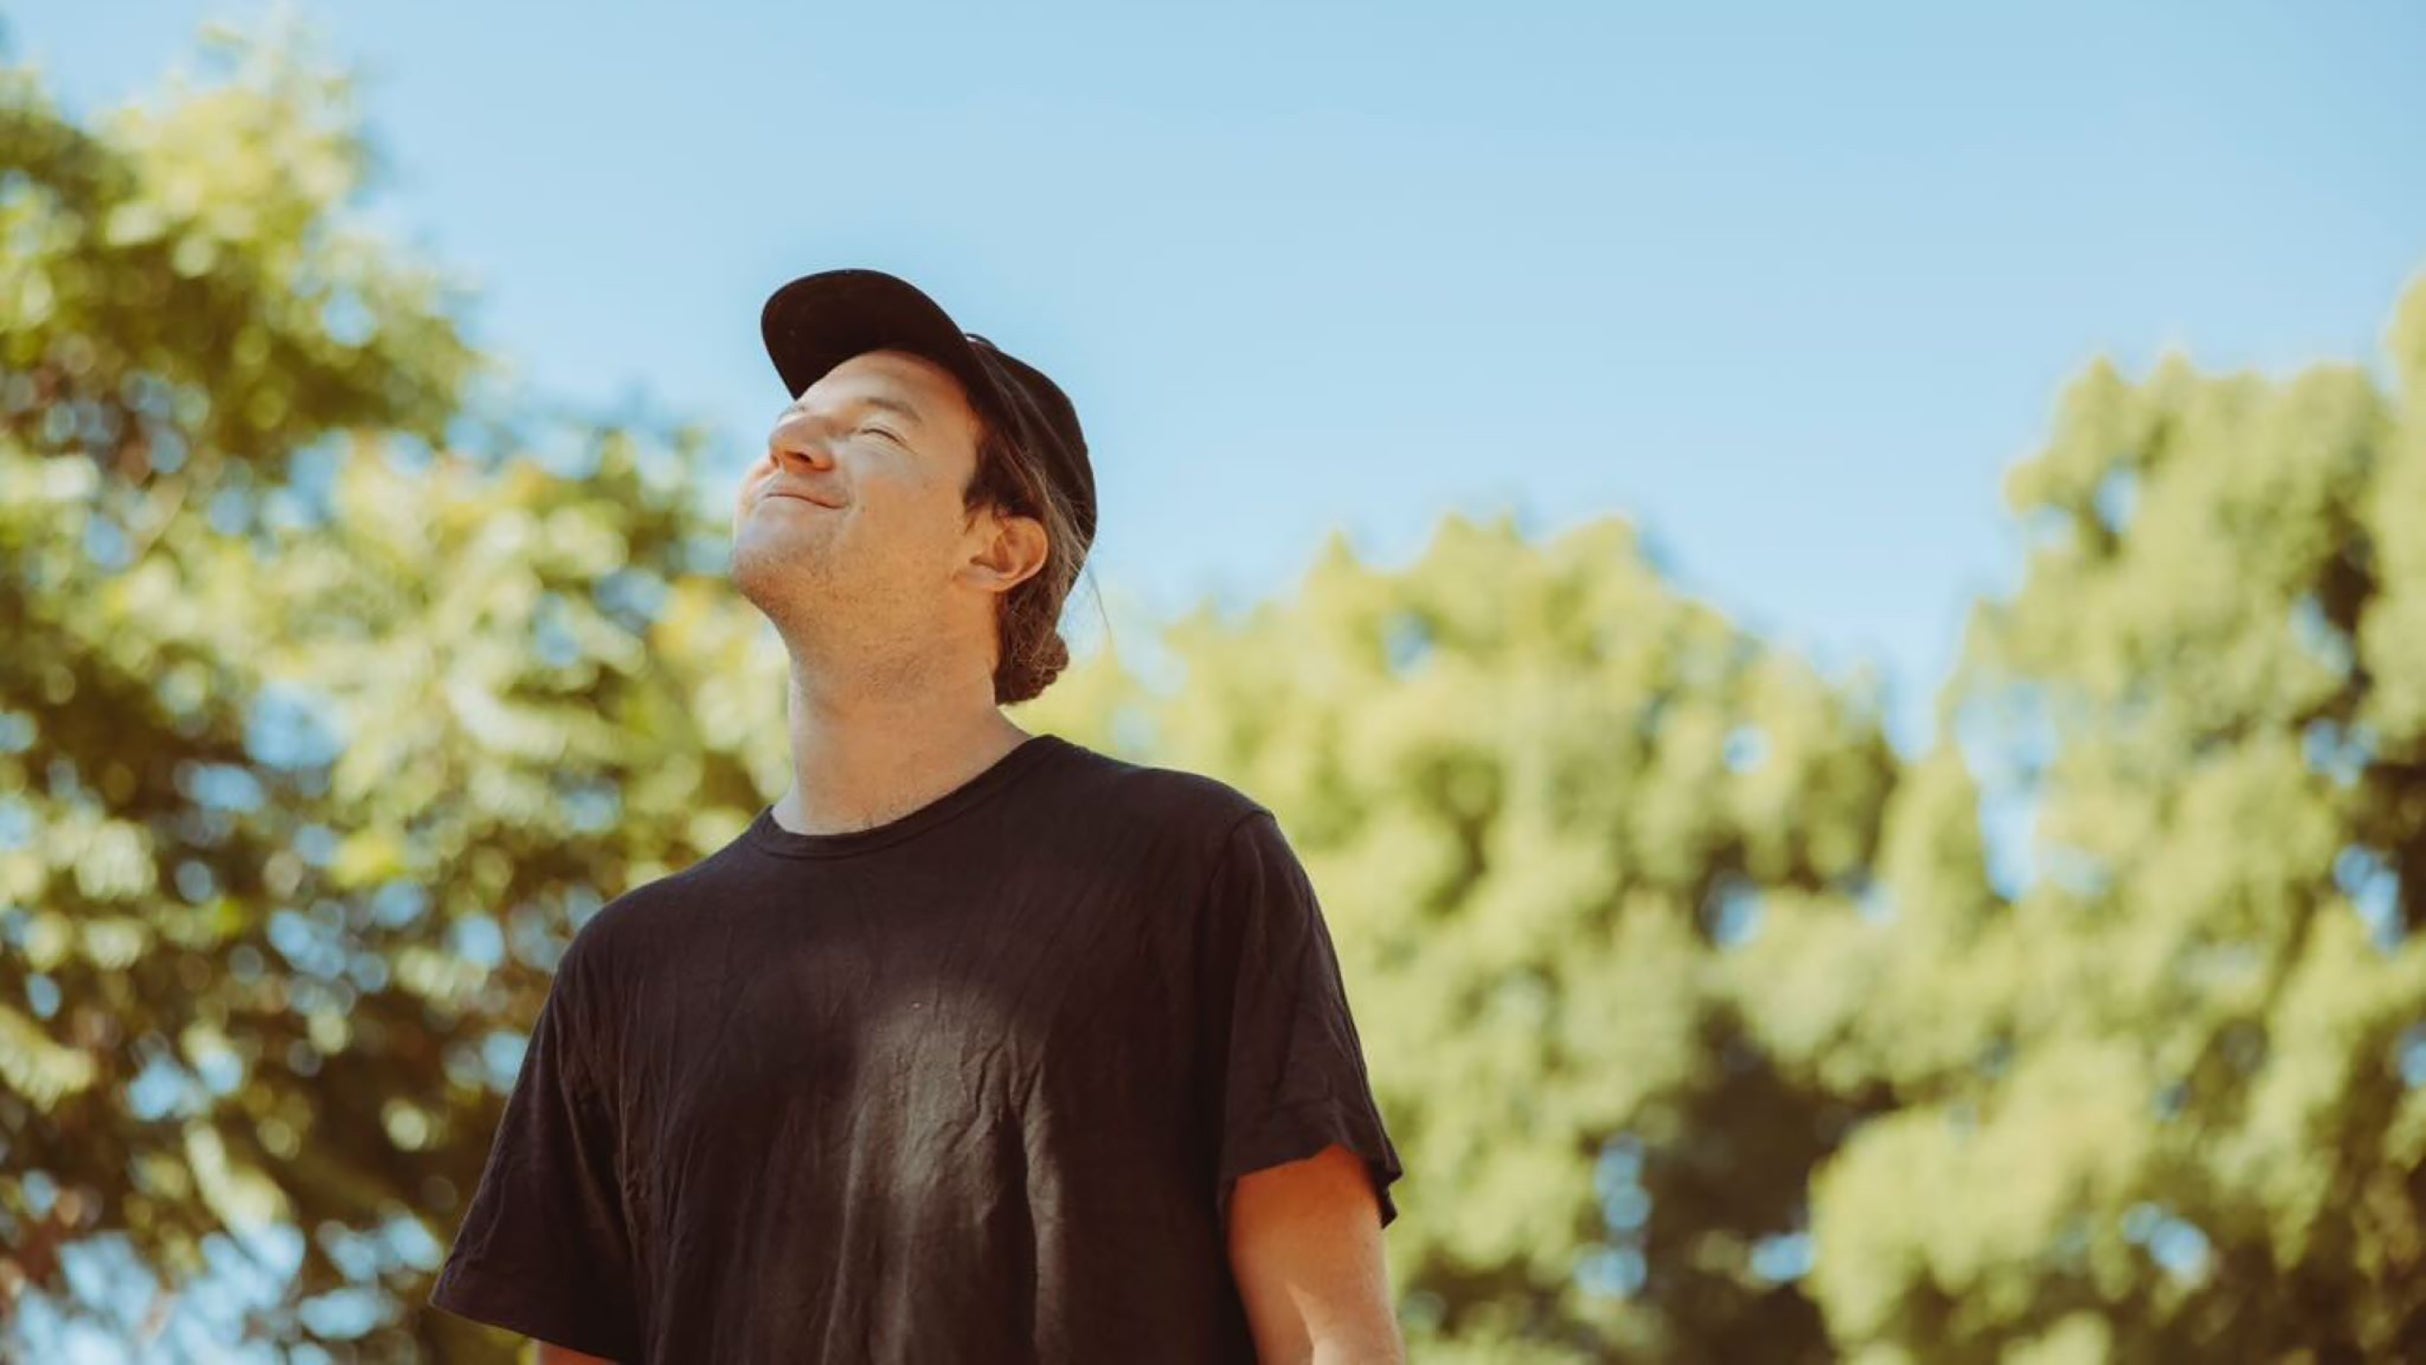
<box><xmin>781</xmin><ymin>392</ymin><xmax>925</xmax><ymax>427</ymax></box>
<box><xmin>852</xmin><ymin>393</ymin><xmax>925</xmax><ymax>426</ymax></box>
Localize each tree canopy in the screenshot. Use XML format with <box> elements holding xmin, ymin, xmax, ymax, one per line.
<box><xmin>4</xmin><ymin>18</ymin><xmax>2421</xmax><ymax>1363</ymax></box>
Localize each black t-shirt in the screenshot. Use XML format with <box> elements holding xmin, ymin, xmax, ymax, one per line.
<box><xmin>427</xmin><ymin>732</ymin><xmax>1403</xmax><ymax>1362</ymax></box>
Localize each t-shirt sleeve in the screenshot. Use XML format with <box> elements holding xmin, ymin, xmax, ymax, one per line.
<box><xmin>1203</xmin><ymin>807</ymin><xmax>1405</xmax><ymax>1231</ymax></box>
<box><xmin>428</xmin><ymin>934</ymin><xmax>642</xmax><ymax>1360</ymax></box>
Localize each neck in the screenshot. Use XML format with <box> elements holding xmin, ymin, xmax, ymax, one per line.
<box><xmin>770</xmin><ymin>638</ymin><xmax>1029</xmax><ymax>837</ymax></box>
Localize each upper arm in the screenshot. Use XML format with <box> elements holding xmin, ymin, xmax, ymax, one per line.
<box><xmin>1226</xmin><ymin>1142</ymin><xmax>1404</xmax><ymax>1365</ymax></box>
<box><xmin>427</xmin><ymin>932</ymin><xmax>643</xmax><ymax>1359</ymax></box>
<box><xmin>1202</xmin><ymin>810</ymin><xmax>1406</xmax><ymax>1234</ymax></box>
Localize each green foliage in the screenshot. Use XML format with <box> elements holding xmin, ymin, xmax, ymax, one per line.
<box><xmin>7</xmin><ymin>14</ymin><xmax>2423</xmax><ymax>1364</ymax></box>
<box><xmin>0</xmin><ymin>25</ymin><xmax>786</xmax><ymax>1360</ymax></box>
<box><xmin>1739</xmin><ymin>291</ymin><xmax>2426</xmax><ymax>1360</ymax></box>
<box><xmin>1074</xmin><ymin>515</ymin><xmax>1899</xmax><ymax>1361</ymax></box>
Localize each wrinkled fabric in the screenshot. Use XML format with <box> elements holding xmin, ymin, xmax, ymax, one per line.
<box><xmin>428</xmin><ymin>732</ymin><xmax>1402</xmax><ymax>1363</ymax></box>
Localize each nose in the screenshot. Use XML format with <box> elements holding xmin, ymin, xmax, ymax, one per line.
<box><xmin>767</xmin><ymin>408</ymin><xmax>838</xmax><ymax>468</ymax></box>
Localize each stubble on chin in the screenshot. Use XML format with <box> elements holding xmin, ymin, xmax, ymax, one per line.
<box><xmin>727</xmin><ymin>531</ymin><xmax>831</xmax><ymax>628</ymax></box>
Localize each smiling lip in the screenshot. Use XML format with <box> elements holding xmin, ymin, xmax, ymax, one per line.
<box><xmin>763</xmin><ymin>490</ymin><xmax>843</xmax><ymax>509</ymax></box>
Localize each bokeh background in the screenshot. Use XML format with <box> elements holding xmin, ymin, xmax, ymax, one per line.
<box><xmin>6</xmin><ymin>2</ymin><xmax>2426</xmax><ymax>1360</ymax></box>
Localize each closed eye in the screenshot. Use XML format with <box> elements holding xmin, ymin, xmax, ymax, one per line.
<box><xmin>858</xmin><ymin>425</ymin><xmax>906</xmax><ymax>446</ymax></box>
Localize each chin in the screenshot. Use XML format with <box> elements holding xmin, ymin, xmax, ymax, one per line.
<box><xmin>729</xmin><ymin>541</ymin><xmax>806</xmax><ymax>604</ymax></box>
<box><xmin>732</xmin><ymin>542</ymin><xmax>853</xmax><ymax>627</ymax></box>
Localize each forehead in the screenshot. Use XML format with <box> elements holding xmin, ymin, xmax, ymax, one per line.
<box><xmin>805</xmin><ymin>349</ymin><xmax>977</xmax><ymax>423</ymax></box>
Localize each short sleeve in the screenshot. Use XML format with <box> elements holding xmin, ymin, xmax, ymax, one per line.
<box><xmin>428</xmin><ymin>940</ymin><xmax>642</xmax><ymax>1360</ymax></box>
<box><xmin>1203</xmin><ymin>808</ymin><xmax>1405</xmax><ymax>1231</ymax></box>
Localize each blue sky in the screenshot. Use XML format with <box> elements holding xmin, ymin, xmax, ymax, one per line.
<box><xmin>10</xmin><ymin>5</ymin><xmax>2426</xmax><ymax>1354</ymax></box>
<box><xmin>17</xmin><ymin>0</ymin><xmax>2426</xmax><ymax>758</ymax></box>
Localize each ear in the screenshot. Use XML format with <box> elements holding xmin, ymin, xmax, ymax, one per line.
<box><xmin>959</xmin><ymin>505</ymin><xmax>1052</xmax><ymax>598</ymax></box>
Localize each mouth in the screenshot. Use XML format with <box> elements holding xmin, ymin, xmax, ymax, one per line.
<box><xmin>761</xmin><ymin>491</ymin><xmax>842</xmax><ymax>510</ymax></box>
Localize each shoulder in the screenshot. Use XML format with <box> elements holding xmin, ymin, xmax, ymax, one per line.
<box><xmin>531</xmin><ymin>859</ymin><xmax>724</xmax><ymax>1079</ymax></box>
<box><xmin>1031</xmin><ymin>740</ymin><xmax>1324</xmax><ymax>943</ymax></box>
<box><xmin>1041</xmin><ymin>735</ymin><xmax>1273</xmax><ymax>856</ymax></box>
<box><xmin>550</xmin><ymin>853</ymin><xmax>720</xmax><ymax>995</ymax></box>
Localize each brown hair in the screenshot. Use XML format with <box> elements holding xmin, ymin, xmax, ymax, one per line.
<box><xmin>960</xmin><ymin>411</ymin><xmax>1093</xmax><ymax>706</ymax></box>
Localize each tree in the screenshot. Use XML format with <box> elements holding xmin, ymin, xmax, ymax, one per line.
<box><xmin>0</xmin><ymin>22</ymin><xmax>788</xmax><ymax>1359</ymax></box>
<box><xmin>19</xmin><ymin>12</ymin><xmax>2419</xmax><ymax>1364</ymax></box>
<box><xmin>1032</xmin><ymin>513</ymin><xmax>1900</xmax><ymax>1361</ymax></box>
<box><xmin>1741</xmin><ymin>277</ymin><xmax>2426</xmax><ymax>1361</ymax></box>
<box><xmin>0</xmin><ymin>28</ymin><xmax>1916</xmax><ymax>1352</ymax></box>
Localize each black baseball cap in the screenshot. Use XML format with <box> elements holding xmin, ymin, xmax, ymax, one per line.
<box><xmin>760</xmin><ymin>268</ymin><xmax>1097</xmax><ymax>557</ymax></box>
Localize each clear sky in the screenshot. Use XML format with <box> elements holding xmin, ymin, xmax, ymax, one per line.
<box><xmin>15</xmin><ymin>0</ymin><xmax>2426</xmax><ymax>755</ymax></box>
<box><xmin>10</xmin><ymin>6</ymin><xmax>2426</xmax><ymax>1354</ymax></box>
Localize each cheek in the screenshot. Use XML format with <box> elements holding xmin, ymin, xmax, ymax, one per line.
<box><xmin>864</xmin><ymin>476</ymin><xmax>959</xmax><ymax>548</ymax></box>
<box><xmin>733</xmin><ymin>467</ymin><xmax>766</xmax><ymax>525</ymax></box>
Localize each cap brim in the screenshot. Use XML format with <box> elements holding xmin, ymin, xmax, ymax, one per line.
<box><xmin>760</xmin><ymin>268</ymin><xmax>1006</xmax><ymax>420</ymax></box>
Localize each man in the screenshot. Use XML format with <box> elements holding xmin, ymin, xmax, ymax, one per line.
<box><xmin>427</xmin><ymin>268</ymin><xmax>1406</xmax><ymax>1362</ymax></box>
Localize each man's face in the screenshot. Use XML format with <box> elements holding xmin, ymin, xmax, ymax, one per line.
<box><xmin>729</xmin><ymin>348</ymin><xmax>996</xmax><ymax>646</ymax></box>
